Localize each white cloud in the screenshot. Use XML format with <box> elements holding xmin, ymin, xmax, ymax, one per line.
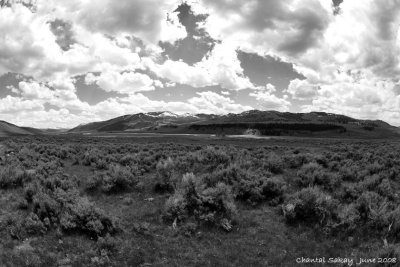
<box><xmin>0</xmin><ymin>3</ymin><xmax>144</xmax><ymax>81</ymax></box>
<box><xmin>16</xmin><ymin>80</ymin><xmax>90</xmax><ymax>112</ymax></box>
<box><xmin>145</xmin><ymin>42</ymin><xmax>256</xmax><ymax>90</ymax></box>
<box><xmin>2</xmin><ymin>0</ymin><xmax>400</xmax><ymax>127</ymax></box>
<box><xmin>188</xmin><ymin>91</ymin><xmax>252</xmax><ymax>114</ymax></box>
<box><xmin>250</xmin><ymin>91</ymin><xmax>291</xmax><ymax>112</ymax></box>
<box><xmin>144</xmin><ymin>58</ymin><xmax>213</xmax><ymax>88</ymax></box>
<box><xmin>86</xmin><ymin>71</ymin><xmax>156</xmax><ymax>94</ymax></box>
<box><xmin>18</xmin><ymin>81</ymin><xmax>54</xmax><ymax>100</ymax></box>
<box><xmin>194</xmin><ymin>0</ymin><xmax>331</xmax><ymax>56</ymax></box>
<box><xmin>0</xmin><ymin>95</ymin><xmax>44</xmax><ymax>113</ymax></box>
<box><xmin>286</xmin><ymin>79</ymin><xmax>319</xmax><ymax>100</ymax></box>
<box><xmin>300</xmin><ymin>72</ymin><xmax>400</xmax><ymax>124</ymax></box>
<box><xmin>75</xmin><ymin>0</ymin><xmax>183</xmax><ymax>44</ymax></box>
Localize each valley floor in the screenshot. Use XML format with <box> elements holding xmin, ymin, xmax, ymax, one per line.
<box><xmin>0</xmin><ymin>135</ymin><xmax>399</xmax><ymax>266</ymax></box>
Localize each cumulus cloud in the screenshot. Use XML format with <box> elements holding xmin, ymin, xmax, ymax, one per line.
<box><xmin>300</xmin><ymin>71</ymin><xmax>400</xmax><ymax>123</ymax></box>
<box><xmin>188</xmin><ymin>91</ymin><xmax>252</xmax><ymax>114</ymax></box>
<box><xmin>85</xmin><ymin>71</ymin><xmax>156</xmax><ymax>94</ymax></box>
<box><xmin>75</xmin><ymin>0</ymin><xmax>183</xmax><ymax>44</ymax></box>
<box><xmin>2</xmin><ymin>0</ymin><xmax>400</xmax><ymax>127</ymax></box>
<box><xmin>0</xmin><ymin>95</ymin><xmax>44</xmax><ymax>113</ymax></box>
<box><xmin>18</xmin><ymin>81</ymin><xmax>54</xmax><ymax>100</ymax></box>
<box><xmin>49</xmin><ymin>19</ymin><xmax>76</xmax><ymax>51</ymax></box>
<box><xmin>0</xmin><ymin>3</ymin><xmax>144</xmax><ymax>81</ymax></box>
<box><xmin>286</xmin><ymin>79</ymin><xmax>319</xmax><ymax>100</ymax></box>
<box><xmin>194</xmin><ymin>0</ymin><xmax>331</xmax><ymax>56</ymax></box>
<box><xmin>15</xmin><ymin>80</ymin><xmax>90</xmax><ymax>112</ymax></box>
<box><xmin>160</xmin><ymin>2</ymin><xmax>217</xmax><ymax>65</ymax></box>
<box><xmin>145</xmin><ymin>42</ymin><xmax>256</xmax><ymax>90</ymax></box>
<box><xmin>250</xmin><ymin>87</ymin><xmax>291</xmax><ymax>112</ymax></box>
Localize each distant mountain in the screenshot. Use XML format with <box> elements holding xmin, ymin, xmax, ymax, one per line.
<box><xmin>69</xmin><ymin>110</ymin><xmax>400</xmax><ymax>139</ymax></box>
<box><xmin>0</xmin><ymin>121</ymin><xmax>43</xmax><ymax>137</ymax></box>
<box><xmin>70</xmin><ymin>111</ymin><xmax>215</xmax><ymax>132</ymax></box>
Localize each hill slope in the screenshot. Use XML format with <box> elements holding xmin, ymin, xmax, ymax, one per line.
<box><xmin>0</xmin><ymin>121</ymin><xmax>43</xmax><ymax>137</ymax></box>
<box><xmin>69</xmin><ymin>110</ymin><xmax>400</xmax><ymax>139</ymax></box>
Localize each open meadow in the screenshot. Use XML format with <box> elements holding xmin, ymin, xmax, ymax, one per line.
<box><xmin>0</xmin><ymin>135</ymin><xmax>399</xmax><ymax>266</ymax></box>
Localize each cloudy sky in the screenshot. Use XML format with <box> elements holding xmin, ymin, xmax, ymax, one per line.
<box><xmin>1</xmin><ymin>0</ymin><xmax>400</xmax><ymax>128</ymax></box>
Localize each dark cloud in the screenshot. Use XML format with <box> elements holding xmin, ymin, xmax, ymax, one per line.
<box><xmin>43</xmin><ymin>102</ymin><xmax>60</xmax><ymax>111</ymax></box>
<box><xmin>105</xmin><ymin>35</ymin><xmax>154</xmax><ymax>58</ymax></box>
<box><xmin>278</xmin><ymin>7</ymin><xmax>329</xmax><ymax>56</ymax></box>
<box><xmin>0</xmin><ymin>0</ymin><xmax>37</xmax><ymax>11</ymax></box>
<box><xmin>49</xmin><ymin>19</ymin><xmax>76</xmax><ymax>51</ymax></box>
<box><xmin>372</xmin><ymin>1</ymin><xmax>400</xmax><ymax>41</ymax></box>
<box><xmin>74</xmin><ymin>75</ymin><xmax>123</xmax><ymax>105</ymax></box>
<box><xmin>393</xmin><ymin>84</ymin><xmax>400</xmax><ymax>95</ymax></box>
<box><xmin>0</xmin><ymin>72</ymin><xmax>31</xmax><ymax>98</ymax></box>
<box><xmin>332</xmin><ymin>0</ymin><xmax>344</xmax><ymax>15</ymax></box>
<box><xmin>361</xmin><ymin>0</ymin><xmax>400</xmax><ymax>78</ymax></box>
<box><xmin>77</xmin><ymin>0</ymin><xmax>169</xmax><ymax>43</ymax></box>
<box><xmin>237</xmin><ymin>51</ymin><xmax>305</xmax><ymax>90</ymax></box>
<box><xmin>159</xmin><ymin>3</ymin><xmax>218</xmax><ymax>65</ymax></box>
<box><xmin>174</xmin><ymin>3</ymin><xmax>208</xmax><ymax>37</ymax></box>
<box><xmin>202</xmin><ymin>0</ymin><xmax>329</xmax><ymax>56</ymax></box>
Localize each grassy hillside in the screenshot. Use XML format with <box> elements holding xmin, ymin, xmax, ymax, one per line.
<box><xmin>0</xmin><ymin>121</ymin><xmax>36</xmax><ymax>137</ymax></box>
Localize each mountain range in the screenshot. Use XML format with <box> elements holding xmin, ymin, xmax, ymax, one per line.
<box><xmin>68</xmin><ymin>110</ymin><xmax>400</xmax><ymax>138</ymax></box>
<box><xmin>1</xmin><ymin>110</ymin><xmax>399</xmax><ymax>138</ymax></box>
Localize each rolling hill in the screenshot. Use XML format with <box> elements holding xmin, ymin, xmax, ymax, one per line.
<box><xmin>0</xmin><ymin>121</ymin><xmax>43</xmax><ymax>137</ymax></box>
<box><xmin>69</xmin><ymin>110</ymin><xmax>400</xmax><ymax>139</ymax></box>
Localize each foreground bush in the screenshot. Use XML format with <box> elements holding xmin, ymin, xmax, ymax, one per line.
<box><xmin>164</xmin><ymin>173</ymin><xmax>237</xmax><ymax>231</ymax></box>
<box><xmin>4</xmin><ymin>171</ymin><xmax>121</xmax><ymax>239</ymax></box>
<box><xmin>283</xmin><ymin>187</ymin><xmax>338</xmax><ymax>226</ymax></box>
<box><xmin>296</xmin><ymin>163</ymin><xmax>341</xmax><ymax>191</ymax></box>
<box><xmin>86</xmin><ymin>164</ymin><xmax>139</xmax><ymax>193</ymax></box>
<box><xmin>263</xmin><ymin>153</ymin><xmax>284</xmax><ymax>174</ymax></box>
<box><xmin>59</xmin><ymin>196</ymin><xmax>118</xmax><ymax>237</ymax></box>
<box><xmin>203</xmin><ymin>164</ymin><xmax>287</xmax><ymax>205</ymax></box>
<box><xmin>0</xmin><ymin>166</ymin><xmax>33</xmax><ymax>189</ymax></box>
<box><xmin>154</xmin><ymin>157</ymin><xmax>176</xmax><ymax>193</ymax></box>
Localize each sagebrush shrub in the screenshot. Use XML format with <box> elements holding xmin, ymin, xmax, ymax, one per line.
<box><xmin>22</xmin><ymin>174</ymin><xmax>120</xmax><ymax>238</ymax></box>
<box><xmin>154</xmin><ymin>157</ymin><xmax>176</xmax><ymax>193</ymax></box>
<box><xmin>261</xmin><ymin>176</ymin><xmax>287</xmax><ymax>202</ymax></box>
<box><xmin>334</xmin><ymin>204</ymin><xmax>361</xmax><ymax>234</ymax></box>
<box><xmin>59</xmin><ymin>196</ymin><xmax>118</xmax><ymax>237</ymax></box>
<box><xmin>263</xmin><ymin>153</ymin><xmax>284</xmax><ymax>174</ymax></box>
<box><xmin>164</xmin><ymin>173</ymin><xmax>237</xmax><ymax>229</ymax></box>
<box><xmin>85</xmin><ymin>164</ymin><xmax>138</xmax><ymax>193</ymax></box>
<box><xmin>376</xmin><ymin>245</ymin><xmax>400</xmax><ymax>266</ymax></box>
<box><xmin>283</xmin><ymin>187</ymin><xmax>338</xmax><ymax>226</ymax></box>
<box><xmin>97</xmin><ymin>234</ymin><xmax>119</xmax><ymax>254</ymax></box>
<box><xmin>334</xmin><ymin>183</ymin><xmax>359</xmax><ymax>203</ymax></box>
<box><xmin>357</xmin><ymin>174</ymin><xmax>383</xmax><ymax>192</ymax></box>
<box><xmin>0</xmin><ymin>166</ymin><xmax>33</xmax><ymax>189</ymax></box>
<box><xmin>296</xmin><ymin>162</ymin><xmax>322</xmax><ymax>187</ymax></box>
<box><xmin>194</xmin><ymin>146</ymin><xmax>231</xmax><ymax>170</ymax></box>
<box><xmin>355</xmin><ymin>191</ymin><xmax>392</xmax><ymax>232</ymax></box>
<box><xmin>284</xmin><ymin>153</ymin><xmax>314</xmax><ymax>169</ymax></box>
<box><xmin>377</xmin><ymin>178</ymin><xmax>395</xmax><ymax>200</ymax></box>
<box><xmin>338</xmin><ymin>160</ymin><xmax>359</xmax><ymax>182</ymax></box>
<box><xmin>297</xmin><ymin>163</ymin><xmax>341</xmax><ymax>191</ymax></box>
<box><xmin>24</xmin><ymin>213</ymin><xmax>47</xmax><ymax>235</ymax></box>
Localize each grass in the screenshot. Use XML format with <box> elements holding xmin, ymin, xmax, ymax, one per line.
<box><xmin>0</xmin><ymin>135</ymin><xmax>400</xmax><ymax>266</ymax></box>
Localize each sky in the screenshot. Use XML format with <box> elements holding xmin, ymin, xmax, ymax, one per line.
<box><xmin>1</xmin><ymin>0</ymin><xmax>400</xmax><ymax>128</ymax></box>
